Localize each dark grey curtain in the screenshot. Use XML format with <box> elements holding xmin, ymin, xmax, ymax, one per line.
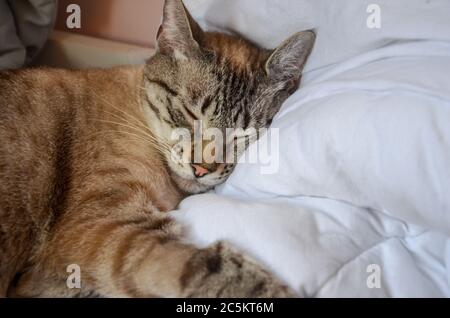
<box><xmin>0</xmin><ymin>0</ymin><xmax>57</xmax><ymax>70</ymax></box>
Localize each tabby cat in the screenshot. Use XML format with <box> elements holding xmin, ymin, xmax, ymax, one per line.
<box><xmin>0</xmin><ymin>0</ymin><xmax>315</xmax><ymax>297</ymax></box>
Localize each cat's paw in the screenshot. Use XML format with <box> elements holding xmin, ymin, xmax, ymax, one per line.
<box><xmin>180</xmin><ymin>241</ymin><xmax>296</xmax><ymax>298</ymax></box>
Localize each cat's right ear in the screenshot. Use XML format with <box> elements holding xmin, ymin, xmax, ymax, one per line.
<box><xmin>157</xmin><ymin>0</ymin><xmax>205</xmax><ymax>59</ymax></box>
<box><xmin>265</xmin><ymin>30</ymin><xmax>316</xmax><ymax>91</ymax></box>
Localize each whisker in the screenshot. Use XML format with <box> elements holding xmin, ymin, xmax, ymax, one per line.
<box><xmin>81</xmin><ymin>86</ymin><xmax>178</xmax><ymax>158</ymax></box>
<box><xmin>92</xmin><ymin>118</ymin><xmax>171</xmax><ymax>151</ymax></box>
<box><xmin>89</xmin><ymin>93</ymin><xmax>172</xmax><ymax>149</ymax></box>
<box><xmin>91</xmin><ymin>129</ymin><xmax>171</xmax><ymax>155</ymax></box>
<box><xmin>100</xmin><ymin>109</ymin><xmax>171</xmax><ymax>149</ymax></box>
<box><xmin>90</xmin><ymin>90</ymin><xmax>165</xmax><ymax>142</ymax></box>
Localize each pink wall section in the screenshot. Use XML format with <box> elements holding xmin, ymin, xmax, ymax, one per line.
<box><xmin>56</xmin><ymin>0</ymin><xmax>165</xmax><ymax>48</ymax></box>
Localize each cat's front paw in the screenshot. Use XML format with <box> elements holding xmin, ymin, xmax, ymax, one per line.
<box><xmin>180</xmin><ymin>242</ymin><xmax>296</xmax><ymax>298</ymax></box>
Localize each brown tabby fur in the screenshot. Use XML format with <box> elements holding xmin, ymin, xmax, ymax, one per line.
<box><xmin>0</xmin><ymin>0</ymin><xmax>315</xmax><ymax>297</ymax></box>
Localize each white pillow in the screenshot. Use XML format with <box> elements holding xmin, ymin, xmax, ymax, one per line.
<box><xmin>217</xmin><ymin>40</ymin><xmax>450</xmax><ymax>234</ymax></box>
<box><xmin>186</xmin><ymin>0</ymin><xmax>450</xmax><ymax>71</ymax></box>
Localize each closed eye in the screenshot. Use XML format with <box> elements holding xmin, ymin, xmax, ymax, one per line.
<box><xmin>232</xmin><ymin>135</ymin><xmax>250</xmax><ymax>145</ymax></box>
<box><xmin>201</xmin><ymin>96</ymin><xmax>213</xmax><ymax>115</ymax></box>
<box><xmin>146</xmin><ymin>77</ymin><xmax>179</xmax><ymax>97</ymax></box>
<box><xmin>182</xmin><ymin>102</ymin><xmax>199</xmax><ymax>120</ymax></box>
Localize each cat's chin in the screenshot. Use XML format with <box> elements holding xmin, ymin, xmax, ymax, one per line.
<box><xmin>169</xmin><ymin>171</ymin><xmax>214</xmax><ymax>194</ymax></box>
<box><xmin>166</xmin><ymin>158</ymin><xmax>220</xmax><ymax>194</ymax></box>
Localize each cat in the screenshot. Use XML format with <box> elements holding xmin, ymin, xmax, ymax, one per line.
<box><xmin>0</xmin><ymin>0</ymin><xmax>315</xmax><ymax>298</ymax></box>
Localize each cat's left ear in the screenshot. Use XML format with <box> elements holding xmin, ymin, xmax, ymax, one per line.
<box><xmin>265</xmin><ymin>30</ymin><xmax>316</xmax><ymax>91</ymax></box>
<box><xmin>157</xmin><ymin>0</ymin><xmax>205</xmax><ymax>59</ymax></box>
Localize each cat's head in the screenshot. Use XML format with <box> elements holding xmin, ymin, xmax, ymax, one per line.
<box><xmin>143</xmin><ymin>0</ymin><xmax>315</xmax><ymax>193</ymax></box>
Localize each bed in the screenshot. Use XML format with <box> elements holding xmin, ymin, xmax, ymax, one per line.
<box><xmin>170</xmin><ymin>0</ymin><xmax>450</xmax><ymax>297</ymax></box>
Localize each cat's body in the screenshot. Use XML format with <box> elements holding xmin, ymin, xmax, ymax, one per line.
<box><xmin>0</xmin><ymin>0</ymin><xmax>315</xmax><ymax>297</ymax></box>
<box><xmin>0</xmin><ymin>66</ymin><xmax>182</xmax><ymax>297</ymax></box>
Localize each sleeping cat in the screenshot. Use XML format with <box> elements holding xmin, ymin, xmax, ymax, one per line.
<box><xmin>0</xmin><ymin>0</ymin><xmax>315</xmax><ymax>297</ymax></box>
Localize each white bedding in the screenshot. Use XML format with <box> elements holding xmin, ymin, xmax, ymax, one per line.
<box><xmin>171</xmin><ymin>1</ymin><xmax>450</xmax><ymax>297</ymax></box>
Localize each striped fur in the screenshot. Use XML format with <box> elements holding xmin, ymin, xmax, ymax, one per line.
<box><xmin>0</xmin><ymin>0</ymin><xmax>314</xmax><ymax>297</ymax></box>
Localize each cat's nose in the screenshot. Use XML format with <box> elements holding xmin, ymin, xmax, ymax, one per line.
<box><xmin>191</xmin><ymin>164</ymin><xmax>210</xmax><ymax>178</ymax></box>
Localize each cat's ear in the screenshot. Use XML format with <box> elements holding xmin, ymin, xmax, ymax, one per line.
<box><xmin>157</xmin><ymin>0</ymin><xmax>205</xmax><ymax>59</ymax></box>
<box><xmin>265</xmin><ymin>30</ymin><xmax>316</xmax><ymax>90</ymax></box>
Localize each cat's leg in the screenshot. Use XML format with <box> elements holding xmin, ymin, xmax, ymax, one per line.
<box><xmin>23</xmin><ymin>206</ymin><xmax>293</xmax><ymax>298</ymax></box>
<box><xmin>176</xmin><ymin>240</ymin><xmax>294</xmax><ymax>298</ymax></box>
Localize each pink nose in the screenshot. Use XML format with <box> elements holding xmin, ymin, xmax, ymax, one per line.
<box><xmin>192</xmin><ymin>164</ymin><xmax>210</xmax><ymax>178</ymax></box>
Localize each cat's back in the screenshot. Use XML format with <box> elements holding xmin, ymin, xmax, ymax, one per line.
<box><xmin>0</xmin><ymin>66</ymin><xmax>141</xmax><ymax>117</ymax></box>
<box><xmin>0</xmin><ymin>67</ymin><xmax>82</xmax><ymax>186</ymax></box>
<box><xmin>0</xmin><ymin>66</ymin><xmax>144</xmax><ymax>224</ymax></box>
<box><xmin>0</xmin><ymin>66</ymin><xmax>144</xmax><ymax>141</ymax></box>
<box><xmin>0</xmin><ymin>66</ymin><xmax>144</xmax><ymax>291</ymax></box>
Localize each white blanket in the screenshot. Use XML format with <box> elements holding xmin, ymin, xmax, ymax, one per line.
<box><xmin>171</xmin><ymin>1</ymin><xmax>450</xmax><ymax>297</ymax></box>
